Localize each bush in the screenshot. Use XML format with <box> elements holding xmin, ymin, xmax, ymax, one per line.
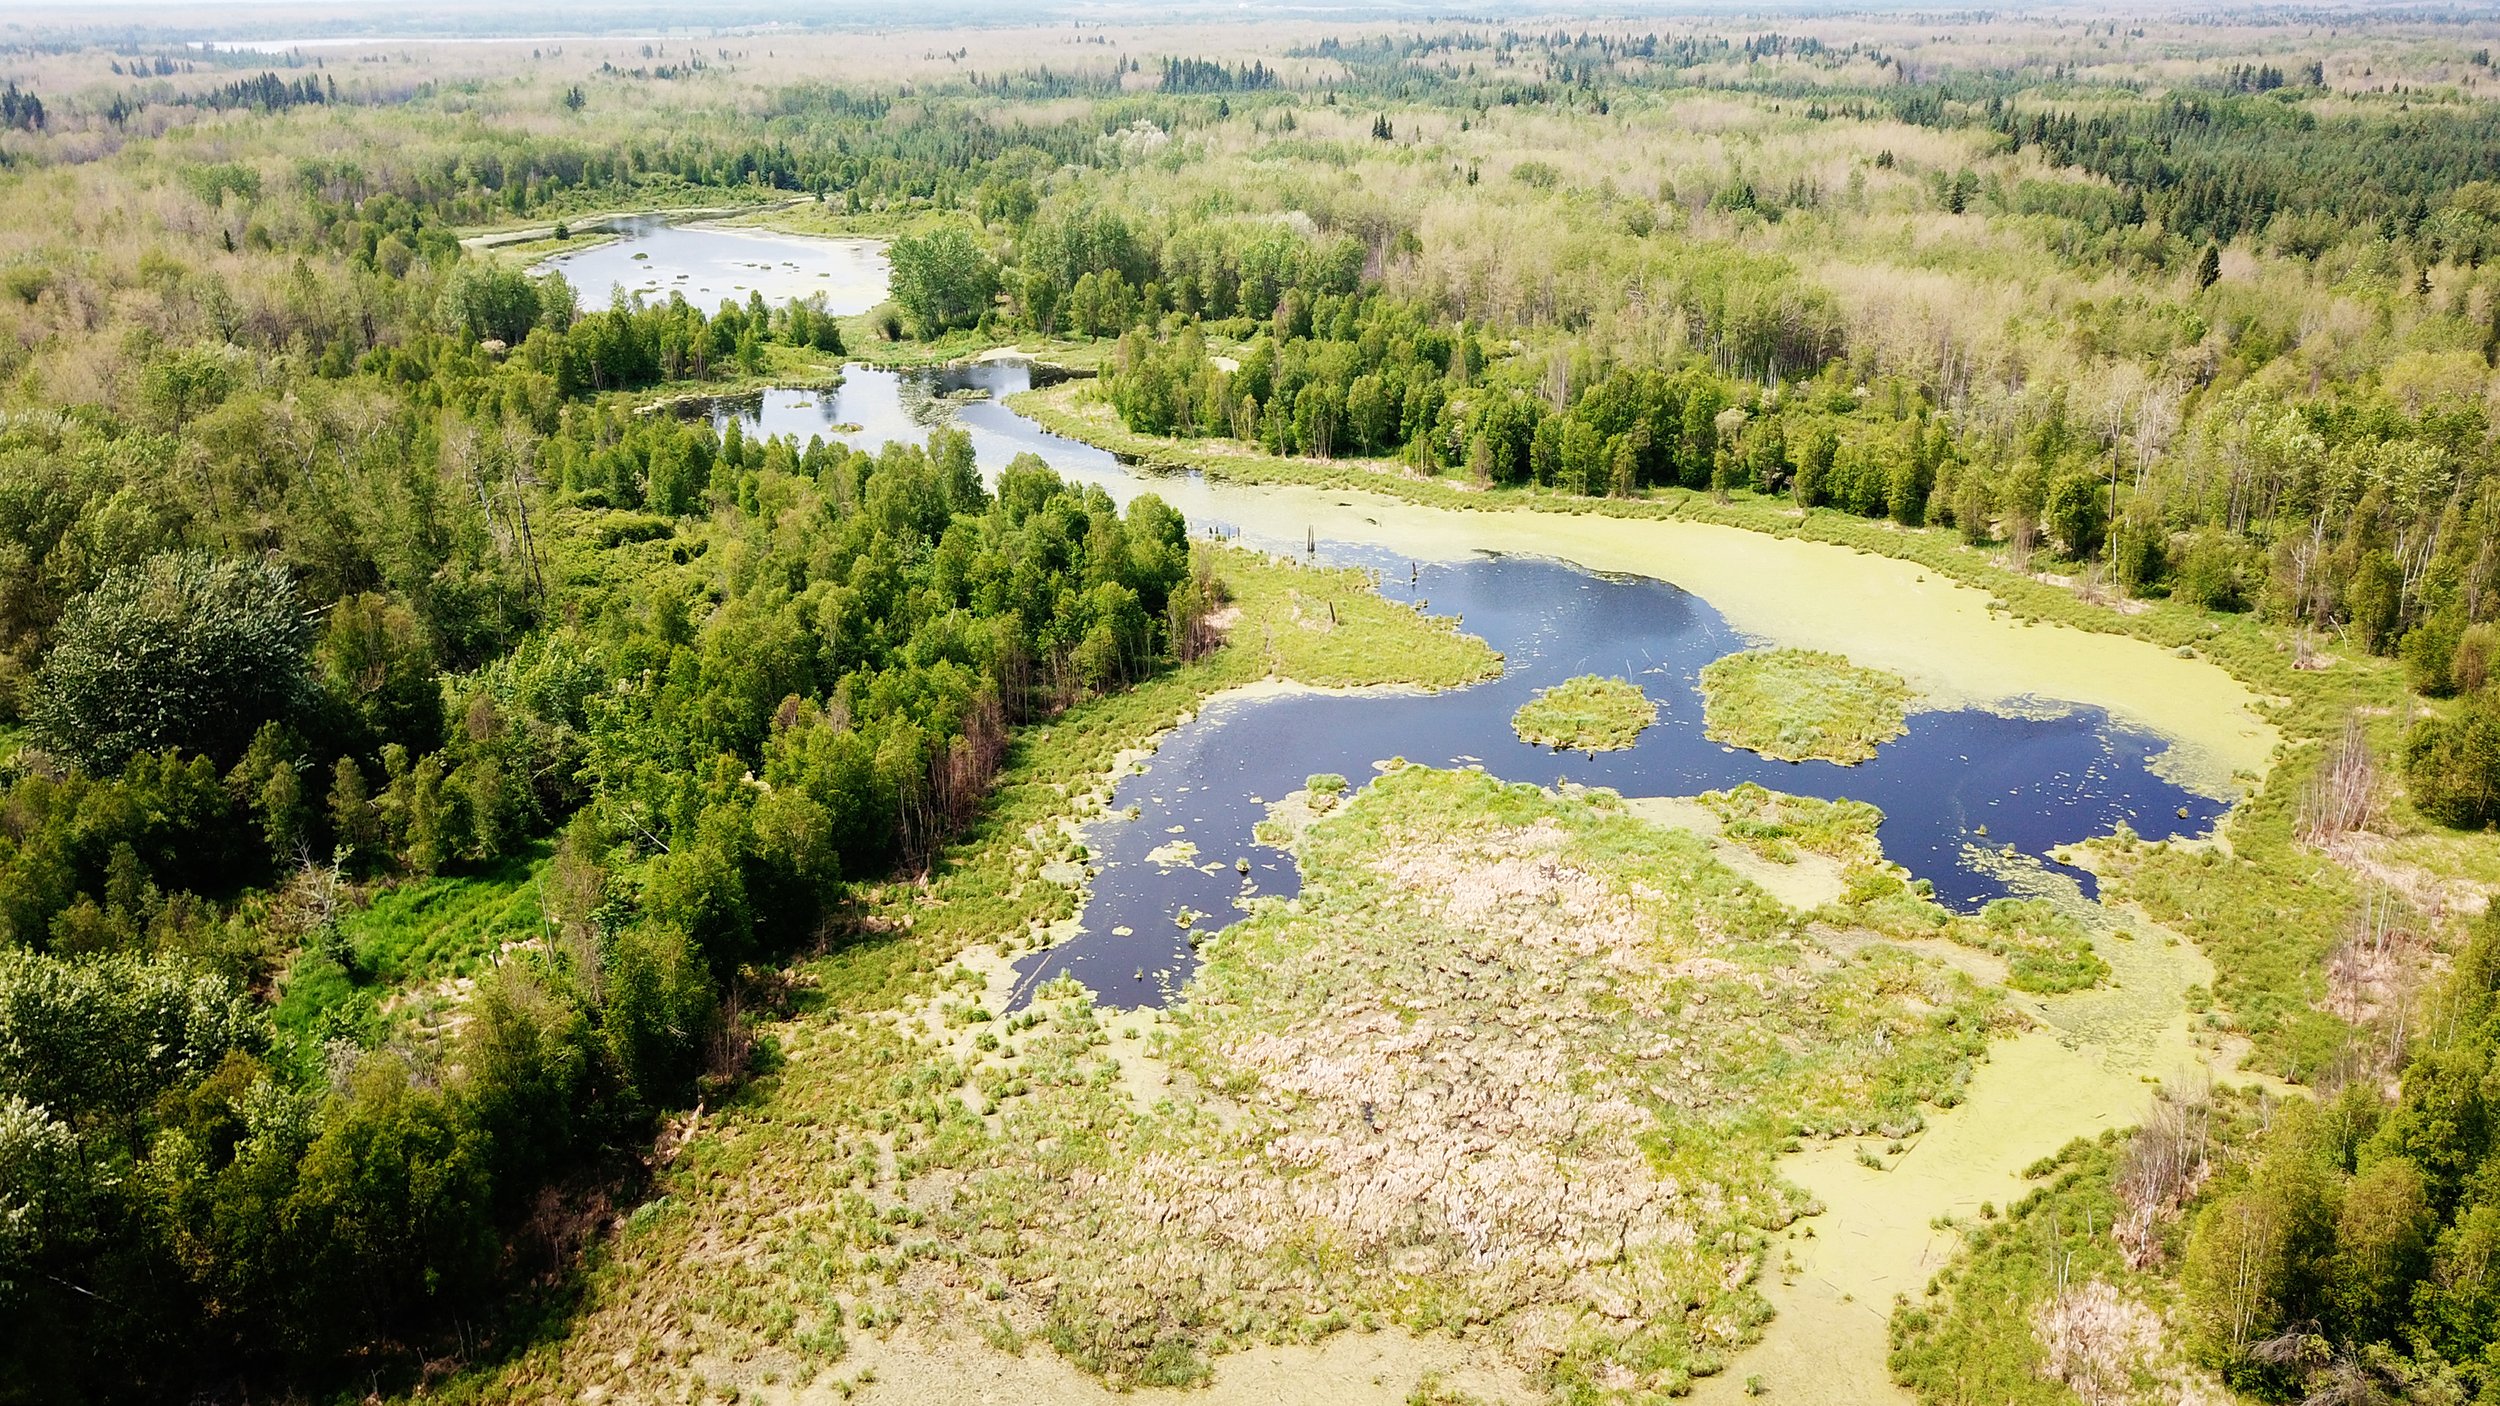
<box><xmin>315</xmin><ymin>593</ymin><xmax>444</xmax><ymax>755</ymax></box>
<box><xmin>28</xmin><ymin>553</ymin><xmax>312</xmax><ymax>773</ymax></box>
<box><xmin>2171</xmin><ymin>530</ymin><xmax>2252</xmax><ymax>611</ymax></box>
<box><xmin>2044</xmin><ymin>470</ymin><xmax>2109</xmax><ymax>560</ymax></box>
<box><xmin>2403</xmin><ymin>610</ymin><xmax>2465</xmax><ymax>696</ymax></box>
<box><xmin>2404</xmin><ymin>698</ymin><xmax>2500</xmax><ymax>828</ymax></box>
<box><xmin>2111</xmin><ymin>508</ymin><xmax>2168</xmax><ymax>595</ymax></box>
<box><xmin>2453</xmin><ymin>623</ymin><xmax>2500</xmax><ymax>694</ymax></box>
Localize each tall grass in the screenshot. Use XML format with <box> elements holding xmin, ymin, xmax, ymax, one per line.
<box><xmin>345</xmin><ymin>842</ymin><xmax>557</xmax><ymax>985</ymax></box>
<box><xmin>1511</xmin><ymin>673</ymin><xmax>1658</xmax><ymax>751</ymax></box>
<box><xmin>1699</xmin><ymin>648</ymin><xmax>1914</xmax><ymax>764</ymax></box>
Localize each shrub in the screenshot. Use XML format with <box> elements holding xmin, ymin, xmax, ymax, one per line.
<box><xmin>2404</xmin><ymin>697</ymin><xmax>2500</xmax><ymax>828</ymax></box>
<box><xmin>2453</xmin><ymin>623</ymin><xmax>2500</xmax><ymax>694</ymax></box>
<box><xmin>2171</xmin><ymin>530</ymin><xmax>2252</xmax><ymax>611</ymax></box>
<box><xmin>2044</xmin><ymin>470</ymin><xmax>2108</xmax><ymax>560</ymax></box>
<box><xmin>28</xmin><ymin>553</ymin><xmax>312</xmax><ymax>773</ymax></box>
<box><xmin>315</xmin><ymin>593</ymin><xmax>443</xmax><ymax>755</ymax></box>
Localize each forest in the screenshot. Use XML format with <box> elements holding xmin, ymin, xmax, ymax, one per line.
<box><xmin>0</xmin><ymin>5</ymin><xmax>2498</xmax><ymax>1404</ymax></box>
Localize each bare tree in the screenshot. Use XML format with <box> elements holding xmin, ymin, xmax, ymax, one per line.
<box><xmin>2298</xmin><ymin>714</ymin><xmax>2381</xmax><ymax>843</ymax></box>
<box><xmin>2115</xmin><ymin>1081</ymin><xmax>2216</xmax><ymax>1268</ymax></box>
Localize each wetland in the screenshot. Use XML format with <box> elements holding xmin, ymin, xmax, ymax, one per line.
<box><xmin>533</xmin><ymin>213</ymin><xmax>889</xmax><ymax>312</ymax></box>
<box><xmin>698</xmin><ymin>338</ymin><xmax>2240</xmax><ymax>1010</ymax></box>
<box><xmin>609</xmin><ymin>219</ymin><xmax>2278</xmax><ymax>1403</ymax></box>
<box><xmin>30</xmin><ymin>20</ymin><xmax>2489</xmax><ymax>1396</ymax></box>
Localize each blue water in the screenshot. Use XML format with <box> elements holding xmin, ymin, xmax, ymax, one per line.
<box><xmin>713</xmin><ymin>363</ymin><xmax>2227</xmax><ymax>1011</ymax></box>
<box><xmin>536</xmin><ymin>217</ymin><xmax>888</xmax><ymax>313</ymax></box>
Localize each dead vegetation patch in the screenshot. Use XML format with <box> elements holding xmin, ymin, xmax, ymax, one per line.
<box><xmin>982</xmin><ymin>767</ymin><xmax>2004</xmax><ymax>1397</ymax></box>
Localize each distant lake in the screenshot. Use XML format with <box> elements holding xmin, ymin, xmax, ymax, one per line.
<box><xmin>534</xmin><ymin>217</ymin><xmax>886</xmax><ymax>314</ymax></box>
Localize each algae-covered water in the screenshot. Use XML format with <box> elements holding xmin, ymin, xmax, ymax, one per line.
<box><xmin>605</xmin><ymin>225</ymin><xmax>2287</xmax><ymax>1402</ymax></box>
<box><xmin>717</xmin><ymin>362</ymin><xmax>2240</xmax><ymax>1011</ymax></box>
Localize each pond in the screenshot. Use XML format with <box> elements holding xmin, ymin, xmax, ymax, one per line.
<box><xmin>713</xmin><ymin>362</ymin><xmax>2230</xmax><ymax>1011</ymax></box>
<box><xmin>533</xmin><ymin>215</ymin><xmax>887</xmax><ymax>313</ymax></box>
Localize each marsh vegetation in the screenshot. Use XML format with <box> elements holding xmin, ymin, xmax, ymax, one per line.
<box><xmin>1698</xmin><ymin>649</ymin><xmax>1916</xmax><ymax>765</ymax></box>
<box><xmin>2</xmin><ymin>5</ymin><xmax>2499</xmax><ymax>1404</ymax></box>
<box><xmin>436</xmin><ymin>763</ymin><xmax>2013</xmax><ymax>1403</ymax></box>
<box><xmin>1509</xmin><ymin>673</ymin><xmax>1658</xmax><ymax>752</ymax></box>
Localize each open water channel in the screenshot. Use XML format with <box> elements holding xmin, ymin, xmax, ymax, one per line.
<box><xmin>716</xmin><ymin>366</ymin><xmax>2228</xmax><ymax>1009</ymax></box>
<box><xmin>551</xmin><ymin>217</ymin><xmax>2233</xmax><ymax>1013</ymax></box>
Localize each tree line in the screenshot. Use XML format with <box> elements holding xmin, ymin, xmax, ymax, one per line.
<box><xmin>2175</xmin><ymin>915</ymin><xmax>2500</xmax><ymax>1399</ymax></box>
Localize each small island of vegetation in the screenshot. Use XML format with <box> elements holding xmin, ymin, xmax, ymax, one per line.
<box><xmin>1699</xmin><ymin>648</ymin><xmax>1915</xmax><ymax>764</ymax></box>
<box><xmin>1510</xmin><ymin>673</ymin><xmax>1659</xmax><ymax>752</ymax></box>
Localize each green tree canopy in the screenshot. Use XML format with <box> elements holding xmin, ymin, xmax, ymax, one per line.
<box><xmin>2405</xmin><ymin>695</ymin><xmax>2500</xmax><ymax>829</ymax></box>
<box><xmin>314</xmin><ymin>593</ymin><xmax>444</xmax><ymax>756</ymax></box>
<box><xmin>0</xmin><ymin>949</ymin><xmax>262</xmax><ymax>1142</ymax></box>
<box><xmin>29</xmin><ymin>552</ymin><xmax>312</xmax><ymax>773</ymax></box>
<box><xmin>2044</xmin><ymin>469</ymin><xmax>2109</xmax><ymax>560</ymax></box>
<box><xmin>439</xmin><ymin>260</ymin><xmax>556</xmax><ymax>345</ymax></box>
<box><xmin>886</xmin><ymin>225</ymin><xmax>999</xmax><ymax>336</ymax></box>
